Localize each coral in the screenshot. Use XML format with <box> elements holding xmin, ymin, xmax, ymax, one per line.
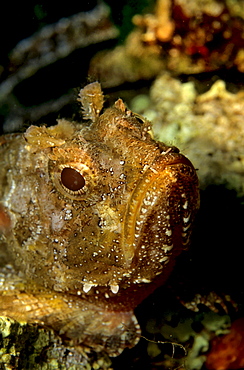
<box><xmin>145</xmin><ymin>308</ymin><xmax>231</xmax><ymax>370</ymax></box>
<box><xmin>205</xmin><ymin>317</ymin><xmax>244</xmax><ymax>369</ymax></box>
<box><xmin>89</xmin><ymin>29</ymin><xmax>165</xmax><ymax>88</ymax></box>
<box><xmin>132</xmin><ymin>73</ymin><xmax>244</xmax><ymax>196</ymax></box>
<box><xmin>0</xmin><ymin>311</ymin><xmax>112</xmax><ymax>370</ymax></box>
<box><xmin>89</xmin><ymin>0</ymin><xmax>244</xmax><ymax>87</ymax></box>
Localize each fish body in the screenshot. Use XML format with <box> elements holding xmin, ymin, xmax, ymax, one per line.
<box><xmin>0</xmin><ymin>83</ymin><xmax>199</xmax><ymax>355</ymax></box>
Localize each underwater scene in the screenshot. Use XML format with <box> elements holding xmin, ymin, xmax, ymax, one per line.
<box><xmin>0</xmin><ymin>1</ymin><xmax>244</xmax><ymax>369</ymax></box>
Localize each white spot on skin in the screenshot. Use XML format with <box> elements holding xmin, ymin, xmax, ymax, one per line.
<box><xmin>183</xmin><ymin>224</ymin><xmax>191</xmax><ymax>232</ymax></box>
<box><xmin>160</xmin><ymin>147</ymin><xmax>172</xmax><ymax>155</ymax></box>
<box><xmin>162</xmin><ymin>244</ymin><xmax>173</xmax><ymax>252</ymax></box>
<box><xmin>165</xmin><ymin>229</ymin><xmax>172</xmax><ymax>237</ymax></box>
<box><xmin>110</xmin><ymin>284</ymin><xmax>119</xmax><ymax>294</ymax></box>
<box><xmin>64</xmin><ymin>209</ymin><xmax>73</xmax><ymax>220</ymax></box>
<box><xmin>183</xmin><ymin>215</ymin><xmax>191</xmax><ymax>223</ymax></box>
<box><xmin>183</xmin><ymin>201</ymin><xmax>188</xmax><ymax>209</ymax></box>
<box><xmin>141</xmin><ymin>207</ymin><xmax>147</xmax><ymax>214</ymax></box>
<box><xmin>159</xmin><ymin>256</ymin><xmax>169</xmax><ymax>262</ymax></box>
<box><xmin>150</xmin><ymin>167</ymin><xmax>158</xmax><ymax>174</ymax></box>
<box><xmin>143</xmin><ymin>198</ymin><xmax>152</xmax><ymax>206</ymax></box>
<box><xmin>134</xmin><ymin>277</ymin><xmax>151</xmax><ymax>283</ymax></box>
<box><xmin>119</xmin><ymin>173</ymin><xmax>126</xmax><ymax>180</ymax></box>
<box><xmin>83</xmin><ymin>283</ymin><xmax>96</xmax><ymax>293</ymax></box>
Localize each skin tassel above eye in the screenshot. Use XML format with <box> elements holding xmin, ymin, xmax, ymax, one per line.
<box><xmin>0</xmin><ymin>82</ymin><xmax>199</xmax><ymax>356</ymax></box>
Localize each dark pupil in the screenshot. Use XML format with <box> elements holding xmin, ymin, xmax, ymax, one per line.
<box><xmin>61</xmin><ymin>168</ymin><xmax>85</xmax><ymax>191</ymax></box>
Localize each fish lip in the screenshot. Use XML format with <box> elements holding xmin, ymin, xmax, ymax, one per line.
<box><xmin>121</xmin><ymin>151</ymin><xmax>198</xmax><ymax>268</ymax></box>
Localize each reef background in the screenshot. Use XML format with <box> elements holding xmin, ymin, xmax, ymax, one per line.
<box><xmin>1</xmin><ymin>1</ymin><xmax>244</xmax><ymax>369</ymax></box>
<box><xmin>0</xmin><ymin>0</ymin><xmax>149</xmax><ymax>134</ymax></box>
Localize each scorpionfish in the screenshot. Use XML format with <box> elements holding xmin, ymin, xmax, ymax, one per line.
<box><xmin>0</xmin><ymin>82</ymin><xmax>199</xmax><ymax>356</ymax></box>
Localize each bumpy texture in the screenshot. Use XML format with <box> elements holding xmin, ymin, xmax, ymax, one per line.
<box><xmin>139</xmin><ymin>74</ymin><xmax>244</xmax><ymax>196</ymax></box>
<box><xmin>206</xmin><ymin>318</ymin><xmax>244</xmax><ymax>369</ymax></box>
<box><xmin>0</xmin><ymin>310</ymin><xmax>112</xmax><ymax>370</ymax></box>
<box><xmin>0</xmin><ymin>82</ymin><xmax>199</xmax><ymax>356</ymax></box>
<box><xmin>89</xmin><ymin>0</ymin><xmax>244</xmax><ymax>88</ymax></box>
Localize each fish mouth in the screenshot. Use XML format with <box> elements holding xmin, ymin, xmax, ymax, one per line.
<box><xmin>121</xmin><ymin>152</ymin><xmax>198</xmax><ymax>269</ymax></box>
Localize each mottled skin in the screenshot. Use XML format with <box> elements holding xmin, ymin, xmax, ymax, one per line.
<box><xmin>0</xmin><ymin>83</ymin><xmax>199</xmax><ymax>355</ymax></box>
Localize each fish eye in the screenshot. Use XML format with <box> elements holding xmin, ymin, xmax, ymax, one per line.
<box><xmin>61</xmin><ymin>167</ymin><xmax>85</xmax><ymax>191</ymax></box>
